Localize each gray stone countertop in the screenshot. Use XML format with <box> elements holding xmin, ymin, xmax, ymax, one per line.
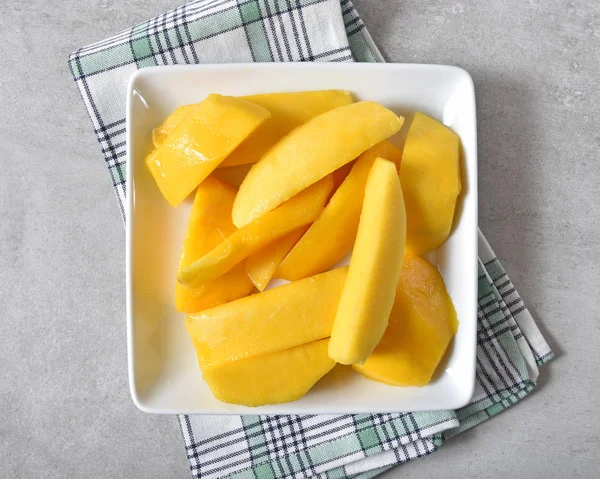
<box><xmin>1</xmin><ymin>0</ymin><xmax>598</xmax><ymax>477</ymax></box>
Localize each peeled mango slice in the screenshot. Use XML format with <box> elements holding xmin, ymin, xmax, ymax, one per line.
<box><xmin>232</xmin><ymin>101</ymin><xmax>404</xmax><ymax>228</ymax></box>
<box><xmin>328</xmin><ymin>159</ymin><xmax>407</xmax><ymax>365</ymax></box>
<box><xmin>212</xmin><ymin>164</ymin><xmax>253</xmax><ymax>188</ymax></box>
<box><xmin>175</xmin><ymin>177</ymin><xmax>254</xmax><ymax>313</ymax></box>
<box><xmin>401</xmin><ymin>112</ymin><xmax>462</xmax><ymax>255</ymax></box>
<box><xmin>152</xmin><ymin>104</ymin><xmax>195</xmax><ymax>148</ymax></box>
<box><xmin>331</xmin><ymin>161</ymin><xmax>354</xmax><ymax>192</ymax></box>
<box><xmin>146</xmin><ymin>94</ymin><xmax>270</xmax><ymax>207</ymax></box>
<box><xmin>185</xmin><ymin>267</ymin><xmax>348</xmax><ymax>369</ymax></box>
<box><xmin>178</xmin><ymin>176</ymin><xmax>333</xmax><ymax>289</ymax></box>
<box><xmin>353</xmin><ymin>255</ymin><xmax>459</xmax><ymax>386</ymax></box>
<box><xmin>245</xmin><ymin>228</ymin><xmax>307</xmax><ymax>291</ymax></box>
<box><xmin>220</xmin><ymin>90</ymin><xmax>354</xmax><ymax>167</ymax></box>
<box><xmin>278</xmin><ymin>141</ymin><xmax>402</xmax><ymax>281</ymax></box>
<box><xmin>152</xmin><ymin>91</ymin><xmax>353</xmax><ymax>166</ymax></box>
<box><xmin>200</xmin><ymin>339</ymin><xmax>335</xmax><ymax>406</ymax></box>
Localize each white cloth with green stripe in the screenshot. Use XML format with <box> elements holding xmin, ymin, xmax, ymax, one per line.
<box><xmin>69</xmin><ymin>1</ymin><xmax>553</xmax><ymax>477</ymax></box>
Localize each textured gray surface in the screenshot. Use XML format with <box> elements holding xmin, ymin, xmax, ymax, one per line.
<box><xmin>0</xmin><ymin>0</ymin><xmax>598</xmax><ymax>477</ymax></box>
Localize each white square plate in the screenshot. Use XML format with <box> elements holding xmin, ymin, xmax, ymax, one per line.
<box><xmin>126</xmin><ymin>63</ymin><xmax>478</xmax><ymax>414</ymax></box>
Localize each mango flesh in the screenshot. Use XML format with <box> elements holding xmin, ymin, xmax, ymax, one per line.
<box><xmin>174</xmin><ymin>177</ymin><xmax>254</xmax><ymax>313</ymax></box>
<box><xmin>152</xmin><ymin>104</ymin><xmax>195</xmax><ymax>148</ymax></box>
<box><xmin>152</xmin><ymin>91</ymin><xmax>353</xmax><ymax>167</ymax></box>
<box><xmin>278</xmin><ymin>141</ymin><xmax>402</xmax><ymax>281</ymax></box>
<box><xmin>212</xmin><ymin>164</ymin><xmax>253</xmax><ymax>188</ymax></box>
<box><xmin>146</xmin><ymin>94</ymin><xmax>270</xmax><ymax>207</ymax></box>
<box><xmin>328</xmin><ymin>159</ymin><xmax>407</xmax><ymax>365</ymax></box>
<box><xmin>185</xmin><ymin>267</ymin><xmax>348</xmax><ymax>369</ymax></box>
<box><xmin>221</xmin><ymin>90</ymin><xmax>354</xmax><ymax>167</ymax></box>
<box><xmin>178</xmin><ymin>176</ymin><xmax>333</xmax><ymax>289</ymax></box>
<box><xmin>331</xmin><ymin>161</ymin><xmax>354</xmax><ymax>192</ymax></box>
<box><xmin>401</xmin><ymin>112</ymin><xmax>462</xmax><ymax>255</ymax></box>
<box><xmin>353</xmin><ymin>255</ymin><xmax>459</xmax><ymax>386</ymax></box>
<box><xmin>232</xmin><ymin>101</ymin><xmax>404</xmax><ymax>228</ymax></box>
<box><xmin>200</xmin><ymin>339</ymin><xmax>335</xmax><ymax>406</ymax></box>
<box><xmin>246</xmin><ymin>228</ymin><xmax>307</xmax><ymax>291</ymax></box>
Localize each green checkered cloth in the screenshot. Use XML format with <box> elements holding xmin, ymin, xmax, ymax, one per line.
<box><xmin>69</xmin><ymin>1</ymin><xmax>554</xmax><ymax>477</ymax></box>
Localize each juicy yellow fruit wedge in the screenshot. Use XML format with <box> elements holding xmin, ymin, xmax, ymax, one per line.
<box><xmin>246</xmin><ymin>228</ymin><xmax>307</xmax><ymax>291</ymax></box>
<box><xmin>401</xmin><ymin>112</ymin><xmax>462</xmax><ymax>255</ymax></box>
<box><xmin>185</xmin><ymin>267</ymin><xmax>348</xmax><ymax>369</ymax></box>
<box><xmin>220</xmin><ymin>90</ymin><xmax>354</xmax><ymax>167</ymax></box>
<box><xmin>174</xmin><ymin>177</ymin><xmax>254</xmax><ymax>313</ymax></box>
<box><xmin>200</xmin><ymin>339</ymin><xmax>336</xmax><ymax>406</ymax></box>
<box><xmin>331</xmin><ymin>161</ymin><xmax>354</xmax><ymax>192</ymax></box>
<box><xmin>146</xmin><ymin>94</ymin><xmax>270</xmax><ymax>207</ymax></box>
<box><xmin>232</xmin><ymin>101</ymin><xmax>404</xmax><ymax>227</ymax></box>
<box><xmin>353</xmin><ymin>255</ymin><xmax>458</xmax><ymax>386</ymax></box>
<box><xmin>211</xmin><ymin>164</ymin><xmax>253</xmax><ymax>188</ymax></box>
<box><xmin>178</xmin><ymin>176</ymin><xmax>333</xmax><ymax>289</ymax></box>
<box><xmin>328</xmin><ymin>159</ymin><xmax>407</xmax><ymax>365</ymax></box>
<box><xmin>152</xmin><ymin>104</ymin><xmax>195</xmax><ymax>148</ymax></box>
<box><xmin>278</xmin><ymin>141</ymin><xmax>402</xmax><ymax>281</ymax></box>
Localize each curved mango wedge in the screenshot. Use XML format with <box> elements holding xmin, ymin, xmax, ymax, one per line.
<box><xmin>232</xmin><ymin>101</ymin><xmax>404</xmax><ymax>227</ymax></box>
<box><xmin>220</xmin><ymin>90</ymin><xmax>354</xmax><ymax>167</ymax></box>
<box><xmin>246</xmin><ymin>228</ymin><xmax>307</xmax><ymax>291</ymax></box>
<box><xmin>401</xmin><ymin>112</ymin><xmax>462</xmax><ymax>255</ymax></box>
<box><xmin>153</xmin><ymin>91</ymin><xmax>353</xmax><ymax>165</ymax></box>
<box><xmin>353</xmin><ymin>256</ymin><xmax>458</xmax><ymax>386</ymax></box>
<box><xmin>211</xmin><ymin>164</ymin><xmax>253</xmax><ymax>188</ymax></box>
<box><xmin>200</xmin><ymin>339</ymin><xmax>336</xmax><ymax>406</ymax></box>
<box><xmin>152</xmin><ymin>104</ymin><xmax>195</xmax><ymax>148</ymax></box>
<box><xmin>175</xmin><ymin>177</ymin><xmax>254</xmax><ymax>313</ymax></box>
<box><xmin>178</xmin><ymin>176</ymin><xmax>333</xmax><ymax>288</ymax></box>
<box><xmin>331</xmin><ymin>161</ymin><xmax>354</xmax><ymax>192</ymax></box>
<box><xmin>328</xmin><ymin>159</ymin><xmax>407</xmax><ymax>365</ymax></box>
<box><xmin>185</xmin><ymin>267</ymin><xmax>348</xmax><ymax>369</ymax></box>
<box><xmin>278</xmin><ymin>141</ymin><xmax>402</xmax><ymax>281</ymax></box>
<box><xmin>146</xmin><ymin>94</ymin><xmax>270</xmax><ymax>207</ymax></box>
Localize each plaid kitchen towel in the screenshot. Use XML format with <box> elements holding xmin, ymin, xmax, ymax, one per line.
<box><xmin>69</xmin><ymin>1</ymin><xmax>554</xmax><ymax>477</ymax></box>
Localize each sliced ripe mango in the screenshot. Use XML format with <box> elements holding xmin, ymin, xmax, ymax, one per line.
<box><xmin>200</xmin><ymin>339</ymin><xmax>335</xmax><ymax>406</ymax></box>
<box><xmin>220</xmin><ymin>90</ymin><xmax>354</xmax><ymax>167</ymax></box>
<box><xmin>331</xmin><ymin>161</ymin><xmax>354</xmax><ymax>192</ymax></box>
<box><xmin>178</xmin><ymin>176</ymin><xmax>333</xmax><ymax>289</ymax></box>
<box><xmin>353</xmin><ymin>255</ymin><xmax>459</xmax><ymax>386</ymax></box>
<box><xmin>185</xmin><ymin>267</ymin><xmax>348</xmax><ymax>369</ymax></box>
<box><xmin>146</xmin><ymin>94</ymin><xmax>270</xmax><ymax>207</ymax></box>
<box><xmin>246</xmin><ymin>228</ymin><xmax>307</xmax><ymax>291</ymax></box>
<box><xmin>212</xmin><ymin>164</ymin><xmax>253</xmax><ymax>188</ymax></box>
<box><xmin>152</xmin><ymin>91</ymin><xmax>353</xmax><ymax>159</ymax></box>
<box><xmin>232</xmin><ymin>101</ymin><xmax>404</xmax><ymax>227</ymax></box>
<box><xmin>278</xmin><ymin>141</ymin><xmax>402</xmax><ymax>281</ymax></box>
<box><xmin>328</xmin><ymin>159</ymin><xmax>407</xmax><ymax>365</ymax></box>
<box><xmin>152</xmin><ymin>104</ymin><xmax>195</xmax><ymax>148</ymax></box>
<box><xmin>401</xmin><ymin>112</ymin><xmax>462</xmax><ymax>255</ymax></box>
<box><xmin>175</xmin><ymin>177</ymin><xmax>254</xmax><ymax>313</ymax></box>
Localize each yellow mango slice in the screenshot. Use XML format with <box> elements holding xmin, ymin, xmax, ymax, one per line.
<box><xmin>146</xmin><ymin>94</ymin><xmax>270</xmax><ymax>207</ymax></box>
<box><xmin>328</xmin><ymin>159</ymin><xmax>407</xmax><ymax>365</ymax></box>
<box><xmin>220</xmin><ymin>90</ymin><xmax>354</xmax><ymax>167</ymax></box>
<box><xmin>246</xmin><ymin>228</ymin><xmax>307</xmax><ymax>291</ymax></box>
<box><xmin>212</xmin><ymin>164</ymin><xmax>253</xmax><ymax>188</ymax></box>
<box><xmin>185</xmin><ymin>267</ymin><xmax>348</xmax><ymax>369</ymax></box>
<box><xmin>353</xmin><ymin>256</ymin><xmax>458</xmax><ymax>386</ymax></box>
<box><xmin>232</xmin><ymin>101</ymin><xmax>404</xmax><ymax>227</ymax></box>
<box><xmin>401</xmin><ymin>112</ymin><xmax>462</xmax><ymax>255</ymax></box>
<box><xmin>174</xmin><ymin>177</ymin><xmax>254</xmax><ymax>313</ymax></box>
<box><xmin>331</xmin><ymin>161</ymin><xmax>354</xmax><ymax>192</ymax></box>
<box><xmin>178</xmin><ymin>176</ymin><xmax>333</xmax><ymax>288</ymax></box>
<box><xmin>152</xmin><ymin>104</ymin><xmax>195</xmax><ymax>148</ymax></box>
<box><xmin>200</xmin><ymin>339</ymin><xmax>335</xmax><ymax>406</ymax></box>
<box><xmin>278</xmin><ymin>141</ymin><xmax>402</xmax><ymax>281</ymax></box>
